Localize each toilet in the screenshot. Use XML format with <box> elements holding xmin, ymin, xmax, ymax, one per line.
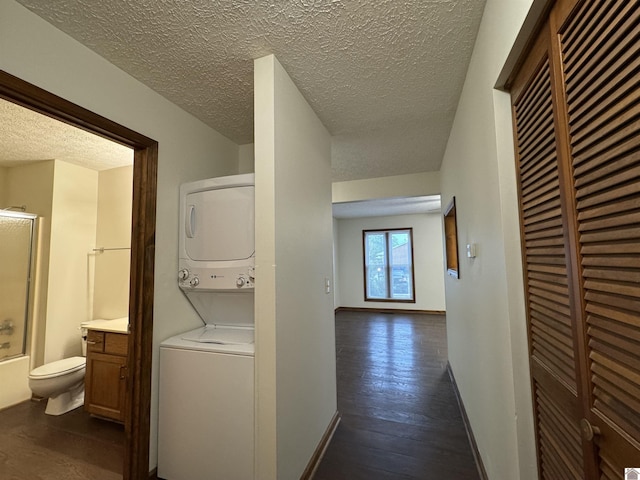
<box><xmin>28</xmin><ymin>321</ymin><xmax>94</xmax><ymax>415</ymax></box>
<box><xmin>28</xmin><ymin>356</ymin><xmax>86</xmax><ymax>416</ymax></box>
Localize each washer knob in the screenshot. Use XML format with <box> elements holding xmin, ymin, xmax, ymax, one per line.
<box><xmin>236</xmin><ymin>277</ymin><xmax>246</xmax><ymax>288</ymax></box>
<box><xmin>178</xmin><ymin>269</ymin><xmax>189</xmax><ymax>281</ymax></box>
<box><xmin>189</xmin><ymin>277</ymin><xmax>200</xmax><ymax>287</ymax></box>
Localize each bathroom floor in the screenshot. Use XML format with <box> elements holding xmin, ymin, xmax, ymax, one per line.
<box><xmin>0</xmin><ymin>399</ymin><xmax>124</xmax><ymax>479</ymax></box>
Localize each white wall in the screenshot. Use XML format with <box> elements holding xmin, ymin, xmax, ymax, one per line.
<box><xmin>93</xmin><ymin>165</ymin><xmax>133</xmax><ymax>320</ymax></box>
<box><xmin>238</xmin><ymin>143</ymin><xmax>255</xmax><ymax>174</ymax></box>
<box><xmin>255</xmin><ymin>54</ymin><xmax>336</xmax><ymax>480</ymax></box>
<box><xmin>333</xmin><ymin>171</ymin><xmax>440</xmax><ymax>203</ymax></box>
<box><xmin>0</xmin><ymin>166</ymin><xmax>7</xmax><ymax>206</ymax></box>
<box><xmin>336</xmin><ymin>213</ymin><xmax>445</xmax><ymax>311</ymax></box>
<box><xmin>45</xmin><ymin>161</ymin><xmax>98</xmax><ymax>363</ymax></box>
<box><xmin>1</xmin><ymin>1</ymin><xmax>239</xmax><ymax>469</ymax></box>
<box><xmin>439</xmin><ymin>0</ymin><xmax>537</xmax><ymax>479</ymax></box>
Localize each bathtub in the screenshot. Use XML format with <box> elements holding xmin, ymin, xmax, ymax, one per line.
<box><xmin>0</xmin><ymin>355</ymin><xmax>32</xmax><ymax>410</ymax></box>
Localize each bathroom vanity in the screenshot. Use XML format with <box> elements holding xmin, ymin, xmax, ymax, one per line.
<box><xmin>83</xmin><ymin>319</ymin><xmax>129</xmax><ymax>422</ymax></box>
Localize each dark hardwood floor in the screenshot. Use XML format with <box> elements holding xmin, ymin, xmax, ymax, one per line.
<box><xmin>314</xmin><ymin>310</ymin><xmax>480</xmax><ymax>480</ymax></box>
<box><xmin>0</xmin><ymin>312</ymin><xmax>479</xmax><ymax>480</ymax></box>
<box><xmin>0</xmin><ymin>399</ymin><xmax>124</xmax><ymax>479</ymax></box>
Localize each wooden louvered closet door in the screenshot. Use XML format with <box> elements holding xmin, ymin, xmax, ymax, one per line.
<box><xmin>511</xmin><ymin>23</ymin><xmax>588</xmax><ymax>479</ymax></box>
<box><xmin>510</xmin><ymin>0</ymin><xmax>640</xmax><ymax>478</ymax></box>
<box><xmin>557</xmin><ymin>0</ymin><xmax>640</xmax><ymax>475</ymax></box>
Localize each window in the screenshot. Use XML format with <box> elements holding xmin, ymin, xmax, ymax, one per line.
<box><xmin>363</xmin><ymin>228</ymin><xmax>415</xmax><ymax>302</ymax></box>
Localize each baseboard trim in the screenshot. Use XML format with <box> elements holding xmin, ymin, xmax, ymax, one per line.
<box><xmin>447</xmin><ymin>362</ymin><xmax>489</xmax><ymax>480</ymax></box>
<box><xmin>148</xmin><ymin>467</ymin><xmax>158</xmax><ymax>479</ymax></box>
<box><xmin>300</xmin><ymin>410</ymin><xmax>341</xmax><ymax>480</ymax></box>
<box><xmin>335</xmin><ymin>307</ymin><xmax>446</xmax><ymax>315</ymax></box>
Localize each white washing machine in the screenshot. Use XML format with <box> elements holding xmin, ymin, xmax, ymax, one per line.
<box><xmin>157</xmin><ymin>326</ymin><xmax>254</xmax><ymax>480</ymax></box>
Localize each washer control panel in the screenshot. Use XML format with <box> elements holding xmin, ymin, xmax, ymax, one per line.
<box><xmin>178</xmin><ymin>265</ymin><xmax>255</xmax><ymax>291</ymax></box>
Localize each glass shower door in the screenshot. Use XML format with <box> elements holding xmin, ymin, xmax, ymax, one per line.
<box><xmin>0</xmin><ymin>211</ymin><xmax>36</xmax><ymax>361</ymax></box>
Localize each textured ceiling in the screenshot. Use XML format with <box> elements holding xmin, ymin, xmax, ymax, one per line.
<box><xmin>14</xmin><ymin>0</ymin><xmax>486</xmax><ymax>181</ymax></box>
<box><xmin>0</xmin><ymin>98</ymin><xmax>133</xmax><ymax>171</ymax></box>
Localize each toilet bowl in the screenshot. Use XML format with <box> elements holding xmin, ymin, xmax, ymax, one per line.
<box><xmin>28</xmin><ymin>356</ymin><xmax>86</xmax><ymax>415</ymax></box>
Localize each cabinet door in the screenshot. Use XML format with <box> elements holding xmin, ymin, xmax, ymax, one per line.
<box><xmin>85</xmin><ymin>351</ymin><xmax>127</xmax><ymax>422</ymax></box>
<box><xmin>555</xmin><ymin>0</ymin><xmax>640</xmax><ymax>475</ymax></box>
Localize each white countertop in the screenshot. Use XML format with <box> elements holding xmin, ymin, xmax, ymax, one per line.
<box><xmin>81</xmin><ymin>317</ymin><xmax>129</xmax><ymax>334</ymax></box>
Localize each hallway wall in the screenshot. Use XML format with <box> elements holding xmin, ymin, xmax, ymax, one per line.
<box><xmin>254</xmin><ymin>54</ymin><xmax>336</xmax><ymax>480</ymax></box>
<box><xmin>439</xmin><ymin>0</ymin><xmax>538</xmax><ymax>479</ymax></box>
<box><xmin>333</xmin><ymin>171</ymin><xmax>440</xmax><ymax>203</ymax></box>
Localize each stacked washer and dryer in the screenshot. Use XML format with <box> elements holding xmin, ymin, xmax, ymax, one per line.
<box><xmin>158</xmin><ymin>173</ymin><xmax>256</xmax><ymax>480</ymax></box>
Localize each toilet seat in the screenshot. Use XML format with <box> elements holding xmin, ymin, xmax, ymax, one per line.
<box><xmin>29</xmin><ymin>356</ymin><xmax>86</xmax><ymax>379</ymax></box>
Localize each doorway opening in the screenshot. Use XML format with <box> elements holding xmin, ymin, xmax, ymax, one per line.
<box><xmin>0</xmin><ymin>70</ymin><xmax>158</xmax><ymax>480</ymax></box>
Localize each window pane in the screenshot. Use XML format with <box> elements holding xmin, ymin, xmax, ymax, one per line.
<box><xmin>391</xmin><ymin>265</ymin><xmax>412</xmax><ymax>299</ymax></box>
<box><xmin>365</xmin><ymin>232</ymin><xmax>388</xmax><ymax>298</ymax></box>
<box><xmin>366</xmin><ymin>233</ymin><xmax>386</xmax><ymax>265</ymax></box>
<box><xmin>367</xmin><ymin>266</ymin><xmax>387</xmax><ymax>298</ymax></box>
<box><xmin>390</xmin><ymin>231</ymin><xmax>412</xmax><ymax>300</ymax></box>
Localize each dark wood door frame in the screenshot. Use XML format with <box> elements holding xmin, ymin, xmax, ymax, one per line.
<box><xmin>0</xmin><ymin>70</ymin><xmax>157</xmax><ymax>480</ymax></box>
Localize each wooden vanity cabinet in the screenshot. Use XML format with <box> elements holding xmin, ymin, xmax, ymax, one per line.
<box><xmin>84</xmin><ymin>329</ymin><xmax>128</xmax><ymax>422</ymax></box>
